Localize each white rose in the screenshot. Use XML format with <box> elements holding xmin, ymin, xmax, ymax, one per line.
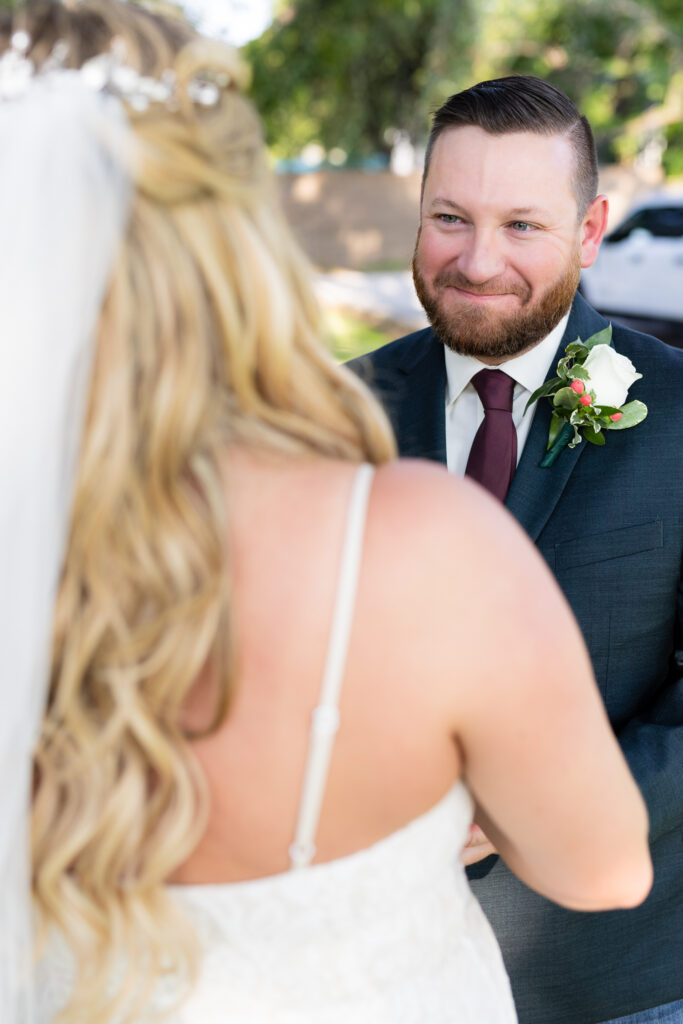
<box><xmin>582</xmin><ymin>345</ymin><xmax>642</xmax><ymax>408</ymax></box>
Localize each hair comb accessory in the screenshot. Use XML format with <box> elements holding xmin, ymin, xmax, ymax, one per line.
<box><xmin>81</xmin><ymin>36</ymin><xmax>229</xmax><ymax>111</ymax></box>
<box><xmin>0</xmin><ymin>25</ymin><xmax>233</xmax><ymax>109</ymax></box>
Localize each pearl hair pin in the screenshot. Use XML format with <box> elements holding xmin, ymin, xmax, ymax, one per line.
<box><xmin>0</xmin><ymin>26</ymin><xmax>228</xmax><ymax>109</ymax></box>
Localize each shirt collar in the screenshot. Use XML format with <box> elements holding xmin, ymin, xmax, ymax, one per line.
<box><xmin>444</xmin><ymin>311</ymin><xmax>570</xmax><ymax>406</ymax></box>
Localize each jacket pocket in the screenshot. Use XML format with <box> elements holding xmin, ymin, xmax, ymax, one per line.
<box><xmin>551</xmin><ymin>519</ymin><xmax>663</xmax><ymax>572</ymax></box>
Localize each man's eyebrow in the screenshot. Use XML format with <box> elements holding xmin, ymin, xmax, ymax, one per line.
<box><xmin>428</xmin><ymin>197</ymin><xmax>462</xmax><ymax>211</ymax></box>
<box><xmin>507</xmin><ymin>206</ymin><xmax>550</xmax><ymax>218</ymax></box>
<box><xmin>428</xmin><ymin>198</ymin><xmax>552</xmax><ymax>220</ymax></box>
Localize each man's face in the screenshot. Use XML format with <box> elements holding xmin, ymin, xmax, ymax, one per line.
<box><xmin>413</xmin><ymin>125</ymin><xmax>603</xmax><ymax>364</ymax></box>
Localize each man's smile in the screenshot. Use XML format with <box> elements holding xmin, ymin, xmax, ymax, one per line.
<box><xmin>445</xmin><ymin>286</ymin><xmax>520</xmax><ymax>302</ymax></box>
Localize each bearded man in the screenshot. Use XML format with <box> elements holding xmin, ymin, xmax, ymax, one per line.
<box><xmin>351</xmin><ymin>76</ymin><xmax>683</xmax><ymax>1024</ymax></box>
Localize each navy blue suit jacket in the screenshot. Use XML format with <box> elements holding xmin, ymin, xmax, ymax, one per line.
<box><xmin>351</xmin><ymin>294</ymin><xmax>683</xmax><ymax>1024</ymax></box>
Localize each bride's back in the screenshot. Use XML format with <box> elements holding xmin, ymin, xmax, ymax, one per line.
<box><xmin>173</xmin><ymin>453</ymin><xmax>465</xmax><ymax>884</ymax></box>
<box><xmin>173</xmin><ymin>442</ymin><xmax>647</xmax><ymax>900</ymax></box>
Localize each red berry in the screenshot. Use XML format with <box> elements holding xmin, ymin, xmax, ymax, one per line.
<box><xmin>610</xmin><ymin>412</ymin><xmax>623</xmax><ymax>421</ymax></box>
<box><xmin>579</xmin><ymin>394</ymin><xmax>592</xmax><ymax>406</ymax></box>
<box><xmin>570</xmin><ymin>380</ymin><xmax>585</xmax><ymax>394</ymax></box>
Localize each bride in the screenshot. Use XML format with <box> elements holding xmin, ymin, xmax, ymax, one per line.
<box><xmin>0</xmin><ymin>2</ymin><xmax>651</xmax><ymax>1022</ymax></box>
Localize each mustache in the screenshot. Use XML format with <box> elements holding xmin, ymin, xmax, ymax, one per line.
<box><xmin>432</xmin><ymin>269</ymin><xmax>529</xmax><ymax>300</ymax></box>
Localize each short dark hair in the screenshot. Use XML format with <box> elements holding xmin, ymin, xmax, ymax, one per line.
<box><xmin>424</xmin><ymin>75</ymin><xmax>598</xmax><ymax>218</ymax></box>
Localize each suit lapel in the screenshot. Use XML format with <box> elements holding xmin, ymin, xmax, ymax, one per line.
<box><xmin>505</xmin><ymin>295</ymin><xmax>610</xmax><ymax>542</ymax></box>
<box><xmin>393</xmin><ymin>330</ymin><xmax>448</xmax><ymax>464</ymax></box>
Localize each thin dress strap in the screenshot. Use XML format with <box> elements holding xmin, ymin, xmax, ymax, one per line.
<box><xmin>288</xmin><ymin>463</ymin><xmax>375</xmax><ymax>870</ymax></box>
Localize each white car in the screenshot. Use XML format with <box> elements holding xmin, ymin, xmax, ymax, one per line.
<box><xmin>580</xmin><ymin>195</ymin><xmax>683</xmax><ymax>326</ymax></box>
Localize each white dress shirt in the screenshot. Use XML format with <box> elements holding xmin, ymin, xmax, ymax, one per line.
<box><xmin>444</xmin><ymin>313</ymin><xmax>570</xmax><ymax>476</ymax></box>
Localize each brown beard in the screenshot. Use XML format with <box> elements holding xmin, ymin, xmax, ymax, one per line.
<box><xmin>412</xmin><ymin>244</ymin><xmax>580</xmax><ymax>360</ymax></box>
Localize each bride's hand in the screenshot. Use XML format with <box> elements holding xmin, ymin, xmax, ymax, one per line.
<box><xmin>460</xmin><ymin>824</ymin><xmax>497</xmax><ymax>866</ymax></box>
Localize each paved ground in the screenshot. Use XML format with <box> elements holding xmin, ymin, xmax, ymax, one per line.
<box><xmin>315</xmin><ymin>270</ymin><xmax>427</xmax><ymax>331</ymax></box>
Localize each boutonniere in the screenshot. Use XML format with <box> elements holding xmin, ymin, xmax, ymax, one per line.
<box><xmin>525</xmin><ymin>325</ymin><xmax>648</xmax><ymax>468</ymax></box>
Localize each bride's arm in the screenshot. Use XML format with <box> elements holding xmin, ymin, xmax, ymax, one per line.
<box><xmin>378</xmin><ymin>460</ymin><xmax>652</xmax><ymax>912</ymax></box>
<box><xmin>452</xmin><ymin>483</ymin><xmax>651</xmax><ymax>910</ymax></box>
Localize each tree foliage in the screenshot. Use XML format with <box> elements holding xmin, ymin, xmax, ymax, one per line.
<box><xmin>247</xmin><ymin>0</ymin><xmax>682</xmax><ymax>174</ymax></box>
<box><xmin>246</xmin><ymin>0</ymin><xmax>476</xmax><ymax>160</ymax></box>
<box><xmin>470</xmin><ymin>0</ymin><xmax>682</xmax><ymax>168</ymax></box>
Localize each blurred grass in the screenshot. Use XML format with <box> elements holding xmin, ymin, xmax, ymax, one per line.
<box><xmin>324</xmin><ymin>307</ymin><xmax>394</xmax><ymax>362</ymax></box>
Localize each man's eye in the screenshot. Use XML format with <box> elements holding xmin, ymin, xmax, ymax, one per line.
<box><xmin>511</xmin><ymin>221</ymin><xmax>534</xmax><ymax>232</ymax></box>
<box><xmin>437</xmin><ymin>214</ymin><xmax>462</xmax><ymax>224</ymax></box>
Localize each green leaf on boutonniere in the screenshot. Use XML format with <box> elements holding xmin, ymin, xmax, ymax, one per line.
<box><xmin>605</xmin><ymin>400</ymin><xmax>648</xmax><ymax>429</ymax></box>
<box><xmin>592</xmin><ymin>405</ymin><xmax>620</xmax><ymax>425</ymax></box>
<box><xmin>547</xmin><ymin>411</ymin><xmax>565</xmax><ymax>450</ymax></box>
<box><xmin>582</xmin><ymin>425</ymin><xmax>606</xmax><ymax>445</ymax></box>
<box><xmin>525</xmin><ymin>377</ymin><xmax>560</xmax><ymax>413</ymax></box>
<box><xmin>583</xmin><ymin>324</ymin><xmax>612</xmax><ymax>350</ymax></box>
<box><xmin>568</xmin><ymin>364</ymin><xmax>590</xmax><ymax>381</ymax></box>
<box><xmin>556</xmin><ymin>358</ymin><xmax>571</xmax><ymax>380</ymax></box>
<box><xmin>567</xmin><ymin>412</ymin><xmax>584</xmax><ymax>447</ymax></box>
<box><xmin>553</xmin><ymin>386</ymin><xmax>581</xmax><ymax>411</ymax></box>
<box><xmin>564</xmin><ymin>341</ymin><xmax>589</xmax><ymax>359</ymax></box>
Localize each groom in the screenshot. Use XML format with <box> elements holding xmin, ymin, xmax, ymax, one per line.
<box><xmin>352</xmin><ymin>76</ymin><xmax>683</xmax><ymax>1024</ymax></box>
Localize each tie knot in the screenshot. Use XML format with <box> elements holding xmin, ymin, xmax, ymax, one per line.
<box><xmin>471</xmin><ymin>369</ymin><xmax>515</xmax><ymax>412</ymax></box>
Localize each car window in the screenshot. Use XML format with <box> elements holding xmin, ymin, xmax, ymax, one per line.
<box><xmin>606</xmin><ymin>205</ymin><xmax>683</xmax><ymax>242</ymax></box>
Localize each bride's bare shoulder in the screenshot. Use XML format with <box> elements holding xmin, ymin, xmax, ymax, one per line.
<box><xmin>368</xmin><ymin>458</ymin><xmax>523</xmax><ymax>564</ymax></box>
<box><xmin>372</xmin><ymin>457</ymin><xmax>490</xmax><ymax>510</ymax></box>
<box><xmin>365</xmin><ymin>459</ymin><xmax>562</xmax><ymax>653</ymax></box>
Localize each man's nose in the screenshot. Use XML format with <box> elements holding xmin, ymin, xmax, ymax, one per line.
<box><xmin>456</xmin><ymin>229</ymin><xmax>505</xmax><ymax>284</ymax></box>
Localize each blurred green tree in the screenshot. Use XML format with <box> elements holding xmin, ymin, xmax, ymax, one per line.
<box><xmin>471</xmin><ymin>0</ymin><xmax>682</xmax><ymax>169</ymax></box>
<box><xmin>247</xmin><ymin>0</ymin><xmax>682</xmax><ymax>175</ymax></box>
<box><xmin>246</xmin><ymin>0</ymin><xmax>477</xmax><ymax>161</ymax></box>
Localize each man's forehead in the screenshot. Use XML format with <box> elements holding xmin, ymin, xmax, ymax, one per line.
<box><xmin>429</xmin><ymin>126</ymin><xmax>574</xmax><ymax>173</ymax></box>
<box><xmin>433</xmin><ymin>123</ymin><xmax>573</xmax><ymax>153</ymax></box>
<box><xmin>425</xmin><ymin>126</ymin><xmax>576</xmax><ymax>208</ymax></box>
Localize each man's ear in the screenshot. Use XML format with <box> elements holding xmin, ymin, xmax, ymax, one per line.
<box><xmin>580</xmin><ymin>194</ymin><xmax>609</xmax><ymax>269</ymax></box>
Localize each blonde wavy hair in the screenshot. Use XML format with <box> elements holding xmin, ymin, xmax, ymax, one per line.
<box><xmin>2</xmin><ymin>2</ymin><xmax>396</xmax><ymax>1020</ymax></box>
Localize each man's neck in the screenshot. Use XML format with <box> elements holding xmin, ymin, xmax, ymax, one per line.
<box><xmin>472</xmin><ymin>312</ymin><xmax>571</xmax><ymax>367</ymax></box>
<box><xmin>476</xmin><ymin>346</ymin><xmax>539</xmax><ymax>368</ymax></box>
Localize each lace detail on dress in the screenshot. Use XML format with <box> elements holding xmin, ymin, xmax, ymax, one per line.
<box><xmin>37</xmin><ymin>783</ymin><xmax>517</xmax><ymax>1022</ymax></box>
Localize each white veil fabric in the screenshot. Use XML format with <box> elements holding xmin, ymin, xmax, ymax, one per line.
<box><xmin>0</xmin><ymin>72</ymin><xmax>132</xmax><ymax>1020</ymax></box>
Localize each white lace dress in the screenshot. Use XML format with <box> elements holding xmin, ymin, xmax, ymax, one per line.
<box><xmin>36</xmin><ymin>466</ymin><xmax>517</xmax><ymax>1023</ymax></box>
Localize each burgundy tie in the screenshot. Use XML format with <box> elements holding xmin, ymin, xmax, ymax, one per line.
<box><xmin>465</xmin><ymin>369</ymin><xmax>517</xmax><ymax>502</ymax></box>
